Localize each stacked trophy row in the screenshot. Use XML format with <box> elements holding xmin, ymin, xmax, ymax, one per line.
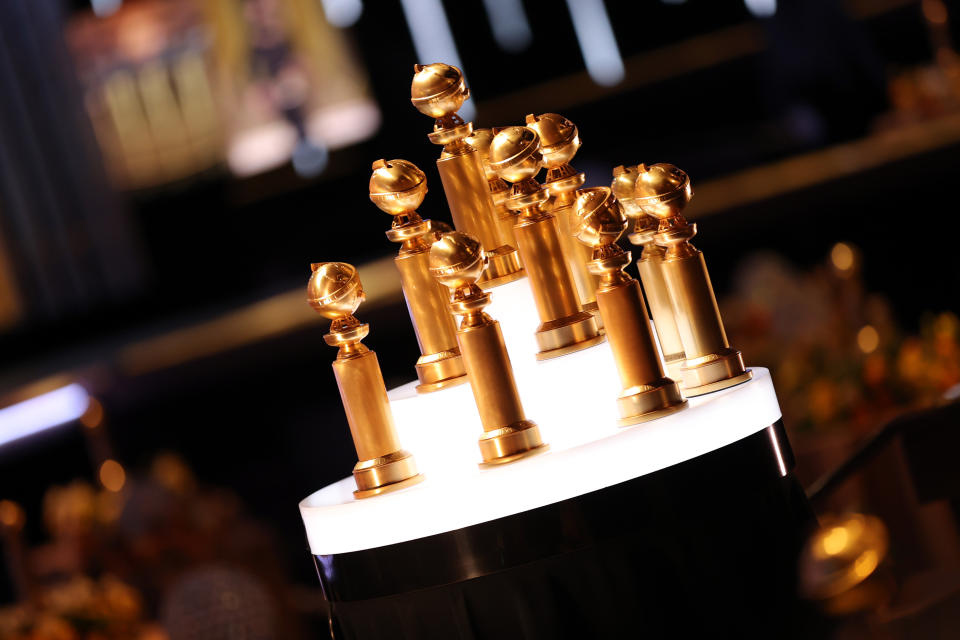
<box><xmin>308</xmin><ymin>63</ymin><xmax>752</xmax><ymax>498</ymax></box>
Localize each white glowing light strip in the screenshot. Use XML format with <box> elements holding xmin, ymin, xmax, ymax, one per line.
<box><xmin>321</xmin><ymin>0</ymin><xmax>363</xmax><ymax>27</ymax></box>
<box><xmin>768</xmin><ymin>426</ymin><xmax>788</xmax><ymax>477</ymax></box>
<box><xmin>564</xmin><ymin>0</ymin><xmax>625</xmax><ymax>87</ymax></box>
<box><xmin>481</xmin><ymin>0</ymin><xmax>533</xmax><ymax>52</ymax></box>
<box><xmin>0</xmin><ymin>384</ymin><xmax>90</xmax><ymax>448</ymax></box>
<box><xmin>302</xmin><ymin>367</ymin><xmax>782</xmax><ymax>555</ymax></box>
<box><xmin>398</xmin><ymin>0</ymin><xmax>477</xmax><ymax>122</ymax></box>
<box><xmin>744</xmin><ymin>0</ymin><xmax>777</xmax><ymax>18</ymax></box>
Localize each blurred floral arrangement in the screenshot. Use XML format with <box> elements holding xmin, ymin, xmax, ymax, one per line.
<box><xmin>721</xmin><ymin>242</ymin><xmax>960</xmax><ymax>436</ymax></box>
<box><xmin>0</xmin><ymin>446</ymin><xmax>302</xmax><ymax>639</ymax></box>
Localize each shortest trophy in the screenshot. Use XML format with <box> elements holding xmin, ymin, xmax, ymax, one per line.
<box><xmin>575</xmin><ymin>187</ymin><xmax>687</xmax><ymax>426</ymax></box>
<box><xmin>429</xmin><ymin>231</ymin><xmax>547</xmax><ymax>466</ymax></box>
<box><xmin>308</xmin><ymin>262</ymin><xmax>423</xmax><ymax>497</ymax></box>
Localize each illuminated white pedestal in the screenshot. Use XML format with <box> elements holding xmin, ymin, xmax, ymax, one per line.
<box><xmin>303</xmin><ymin>367</ymin><xmax>781</xmax><ymax>556</ymax></box>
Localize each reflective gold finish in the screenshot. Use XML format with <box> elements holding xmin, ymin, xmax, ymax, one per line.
<box><xmin>526</xmin><ymin>113</ymin><xmax>602</xmax><ymax>321</ymax></box>
<box><xmin>638</xmin><ymin>164</ymin><xmax>752</xmax><ymax>396</ymax></box>
<box><xmin>613</xmin><ymin>164</ymin><xmax>685</xmax><ymax>382</ymax></box>
<box><xmin>465</xmin><ymin>127</ymin><xmax>520</xmax><ymax>252</ymax></box>
<box><xmin>307</xmin><ymin>263</ymin><xmax>423</xmax><ymax>498</ymax></box>
<box><xmin>429</xmin><ymin>231</ymin><xmax>547</xmax><ymax>465</ymax></box>
<box><xmin>411</xmin><ymin>63</ymin><xmax>523</xmax><ymax>288</ymax></box>
<box><xmin>370</xmin><ymin>159</ymin><xmax>468</xmax><ymax>393</ymax></box>
<box><xmin>799</xmin><ymin>513</ymin><xmax>892</xmax><ymax>615</ymax></box>
<box><xmin>575</xmin><ymin>188</ymin><xmax>686</xmax><ymax>426</ymax></box>
<box><xmin>489</xmin><ymin>126</ymin><xmax>604</xmax><ymax>360</ymax></box>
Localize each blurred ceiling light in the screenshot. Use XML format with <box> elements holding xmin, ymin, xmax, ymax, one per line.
<box><xmin>564</xmin><ymin>0</ymin><xmax>625</xmax><ymax>87</ymax></box>
<box><xmin>0</xmin><ymin>383</ymin><xmax>90</xmax><ymax>449</ymax></box>
<box><xmin>481</xmin><ymin>0</ymin><xmax>533</xmax><ymax>53</ymax></box>
<box><xmin>91</xmin><ymin>0</ymin><xmax>122</xmax><ymax>18</ymax></box>
<box><xmin>322</xmin><ymin>0</ymin><xmax>364</xmax><ymax>28</ymax></box>
<box><xmin>743</xmin><ymin>0</ymin><xmax>777</xmax><ymax>18</ymax></box>
<box><xmin>399</xmin><ymin>0</ymin><xmax>476</xmax><ymax>122</ymax></box>
<box><xmin>292</xmin><ymin>139</ymin><xmax>330</xmax><ymax>178</ymax></box>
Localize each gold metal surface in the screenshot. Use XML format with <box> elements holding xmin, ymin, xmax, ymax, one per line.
<box><xmin>370</xmin><ymin>159</ymin><xmax>468</xmax><ymax>393</ymax></box>
<box><xmin>307</xmin><ymin>262</ymin><xmax>423</xmax><ymax>498</ymax></box>
<box><xmin>637</xmin><ymin>164</ymin><xmax>751</xmax><ymax>396</ymax></box>
<box><xmin>574</xmin><ymin>188</ymin><xmax>686</xmax><ymax>426</ymax></box>
<box><xmin>488</xmin><ymin>126</ymin><xmax>604</xmax><ymax>360</ymax></box>
<box><xmin>411</xmin><ymin>63</ymin><xmax>523</xmax><ymax>288</ymax></box>
<box><xmin>428</xmin><ymin>231</ymin><xmax>547</xmax><ymax>465</ymax></box>
<box><xmin>799</xmin><ymin>513</ymin><xmax>893</xmax><ymax>615</ymax></box>
<box><xmin>613</xmin><ymin>164</ymin><xmax>685</xmax><ymax>382</ymax></box>
<box><xmin>465</xmin><ymin>127</ymin><xmax>520</xmax><ymax>251</ymax></box>
<box><xmin>526</xmin><ymin>113</ymin><xmax>601</xmax><ymax>321</ymax></box>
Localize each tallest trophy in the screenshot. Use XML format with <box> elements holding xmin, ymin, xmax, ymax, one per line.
<box><xmin>410</xmin><ymin>63</ymin><xmax>523</xmax><ymax>288</ymax></box>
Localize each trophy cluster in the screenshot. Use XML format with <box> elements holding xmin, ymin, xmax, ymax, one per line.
<box><xmin>307</xmin><ymin>262</ymin><xmax>365</xmax><ymax>320</ymax></box>
<box><xmin>369</xmin><ymin>159</ymin><xmax>427</xmax><ymax>215</ymax></box>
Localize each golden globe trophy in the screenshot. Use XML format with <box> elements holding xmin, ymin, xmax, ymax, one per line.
<box><xmin>575</xmin><ymin>187</ymin><xmax>687</xmax><ymax>425</ymax></box>
<box><xmin>612</xmin><ymin>164</ymin><xmax>686</xmax><ymax>382</ymax></box>
<box><xmin>429</xmin><ymin>231</ymin><xmax>547</xmax><ymax>465</ymax></box>
<box><xmin>307</xmin><ymin>262</ymin><xmax>423</xmax><ymax>497</ymax></box>
<box><xmin>488</xmin><ymin>126</ymin><xmax>604</xmax><ymax>360</ymax></box>
<box><xmin>410</xmin><ymin>63</ymin><xmax>523</xmax><ymax>288</ymax></box>
<box><xmin>636</xmin><ymin>163</ymin><xmax>752</xmax><ymax>396</ymax></box>
<box><xmin>369</xmin><ymin>159</ymin><xmax>468</xmax><ymax>393</ymax></box>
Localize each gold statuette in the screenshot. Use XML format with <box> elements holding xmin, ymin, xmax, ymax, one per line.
<box><xmin>575</xmin><ymin>187</ymin><xmax>687</xmax><ymax>425</ymax></box>
<box><xmin>307</xmin><ymin>262</ymin><xmax>423</xmax><ymax>497</ymax></box>
<box><xmin>369</xmin><ymin>159</ymin><xmax>468</xmax><ymax>393</ymax></box>
<box><xmin>410</xmin><ymin>63</ymin><xmax>523</xmax><ymax>288</ymax></box>
<box><xmin>612</xmin><ymin>164</ymin><xmax>686</xmax><ymax>382</ymax></box>
<box><xmin>526</xmin><ymin>113</ymin><xmax>602</xmax><ymax>320</ymax></box>
<box><xmin>489</xmin><ymin>126</ymin><xmax>604</xmax><ymax>360</ymax></box>
<box><xmin>429</xmin><ymin>231</ymin><xmax>547</xmax><ymax>465</ymax></box>
<box><xmin>464</xmin><ymin>127</ymin><xmax>520</xmax><ymax>253</ymax></box>
<box><xmin>636</xmin><ymin>164</ymin><xmax>752</xmax><ymax>396</ymax></box>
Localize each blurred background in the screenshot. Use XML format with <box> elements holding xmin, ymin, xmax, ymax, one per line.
<box><xmin>1</xmin><ymin>0</ymin><xmax>959</xmax><ymax>637</ymax></box>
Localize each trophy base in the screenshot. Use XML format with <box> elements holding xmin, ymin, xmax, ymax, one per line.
<box><xmin>616</xmin><ymin>379</ymin><xmax>688</xmax><ymax>427</ymax></box>
<box><xmin>534</xmin><ymin>312</ymin><xmax>605</xmax><ymax>360</ymax></box>
<box><xmin>582</xmin><ymin>299</ymin><xmax>604</xmax><ymax>331</ymax></box>
<box><xmin>477</xmin><ymin>420</ymin><xmax>549</xmax><ymax>467</ymax></box>
<box><xmin>415</xmin><ymin>350</ymin><xmax>468</xmax><ymax>394</ymax></box>
<box><xmin>353</xmin><ymin>450</ymin><xmax>423</xmax><ymax>499</ymax></box>
<box><xmin>479</xmin><ymin>247</ymin><xmax>525</xmax><ymax>289</ymax></box>
<box><xmin>664</xmin><ymin>357</ymin><xmax>686</xmax><ymax>387</ymax></box>
<box><xmin>681</xmin><ymin>348</ymin><xmax>753</xmax><ymax>397</ymax></box>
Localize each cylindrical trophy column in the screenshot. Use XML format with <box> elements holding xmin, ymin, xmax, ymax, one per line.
<box><xmin>436</xmin><ymin>149</ymin><xmax>502</xmax><ymax>250</ymax></box>
<box><xmin>332</xmin><ymin>350</ymin><xmax>400</xmax><ymax>461</ymax></box>
<box><xmin>596</xmin><ymin>280</ymin><xmax>663</xmax><ymax>389</ymax></box>
<box><xmin>457</xmin><ymin>321</ymin><xmax>524</xmax><ymax>430</ymax></box>
<box><xmin>661</xmin><ymin>252</ymin><xmax>729</xmax><ymax>362</ymax></box>
<box><xmin>513</xmin><ymin>215</ymin><xmax>581</xmax><ymax>324</ymax></box>
<box><xmin>637</xmin><ymin>250</ymin><xmax>686</xmax><ymax>379</ymax></box>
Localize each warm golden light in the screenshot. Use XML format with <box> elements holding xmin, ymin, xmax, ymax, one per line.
<box><xmin>854</xmin><ymin>549</ymin><xmax>879</xmax><ymax>578</ymax></box>
<box><xmin>857</xmin><ymin>325</ymin><xmax>880</xmax><ymax>354</ymax></box>
<box><xmin>99</xmin><ymin>459</ymin><xmax>127</xmax><ymax>493</ymax></box>
<box><xmin>821</xmin><ymin>526</ymin><xmax>849</xmax><ymax>556</ymax></box>
<box><xmin>922</xmin><ymin>0</ymin><xmax>948</xmax><ymax>25</ymax></box>
<box><xmin>80</xmin><ymin>397</ymin><xmax>104</xmax><ymax>429</ymax></box>
<box><xmin>0</xmin><ymin>499</ymin><xmax>24</xmax><ymax>529</ymax></box>
<box><xmin>830</xmin><ymin>242</ymin><xmax>854</xmax><ymax>272</ymax></box>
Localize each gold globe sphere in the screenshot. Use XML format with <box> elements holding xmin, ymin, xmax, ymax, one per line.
<box><xmin>611</xmin><ymin>164</ymin><xmax>645</xmax><ymax>218</ymax></box>
<box><xmin>525</xmin><ymin>113</ymin><xmax>580</xmax><ymax>168</ymax></box>
<box><xmin>411</xmin><ymin>63</ymin><xmax>468</xmax><ymax>118</ymax></box>
<box><xmin>574</xmin><ymin>187</ymin><xmax>626</xmax><ymax>248</ymax></box>
<box><xmin>634</xmin><ymin>163</ymin><xmax>692</xmax><ymax>220</ymax></box>
<box><xmin>307</xmin><ymin>262</ymin><xmax>365</xmax><ymax>319</ymax></box>
<box><xmin>428</xmin><ymin>231</ymin><xmax>487</xmax><ymax>290</ymax></box>
<box><xmin>369</xmin><ymin>159</ymin><xmax>427</xmax><ymax>215</ymax></box>
<box><xmin>488</xmin><ymin>126</ymin><xmax>543</xmax><ymax>183</ymax></box>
